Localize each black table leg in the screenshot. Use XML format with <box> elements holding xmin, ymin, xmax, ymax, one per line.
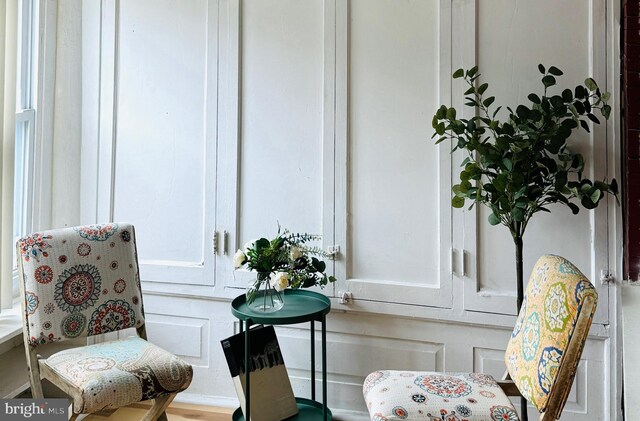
<box><xmin>322</xmin><ymin>314</ymin><xmax>327</xmax><ymax>420</ymax></box>
<box><xmin>311</xmin><ymin>320</ymin><xmax>316</xmax><ymax>401</ymax></box>
<box><xmin>244</xmin><ymin>319</ymin><xmax>252</xmax><ymax>421</ymax></box>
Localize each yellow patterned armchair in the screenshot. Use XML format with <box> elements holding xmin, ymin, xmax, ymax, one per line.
<box><xmin>362</xmin><ymin>255</ymin><xmax>597</xmax><ymax>421</ymax></box>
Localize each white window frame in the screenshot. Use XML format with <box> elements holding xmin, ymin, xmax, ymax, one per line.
<box><xmin>11</xmin><ymin>0</ymin><xmax>54</xmax><ymax>299</ymax></box>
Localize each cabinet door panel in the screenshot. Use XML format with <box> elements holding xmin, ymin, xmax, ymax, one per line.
<box><xmin>100</xmin><ymin>0</ymin><xmax>218</xmax><ymax>286</ymax></box>
<box><xmin>461</xmin><ymin>0</ymin><xmax>609</xmax><ymax>322</ymax></box>
<box><xmin>336</xmin><ymin>0</ymin><xmax>453</xmax><ymax>307</ymax></box>
<box><xmin>217</xmin><ymin>0</ymin><xmax>330</xmax><ymax>292</ymax></box>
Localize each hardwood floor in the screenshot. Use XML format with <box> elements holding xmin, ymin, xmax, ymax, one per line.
<box><xmin>82</xmin><ymin>401</ymin><xmax>234</xmax><ymax>421</ymax></box>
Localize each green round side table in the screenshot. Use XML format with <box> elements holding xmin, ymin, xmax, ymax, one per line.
<box><xmin>230</xmin><ymin>289</ymin><xmax>332</xmax><ymax>421</ymax></box>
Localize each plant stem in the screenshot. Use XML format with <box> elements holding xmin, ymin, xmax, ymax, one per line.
<box><xmin>513</xmin><ymin>225</ymin><xmax>528</xmax><ymax>421</ymax></box>
<box><xmin>514</xmin><ymin>232</ymin><xmax>524</xmax><ymax>311</ymax></box>
<box><xmin>263</xmin><ymin>281</ymin><xmax>267</xmax><ymax>310</ymax></box>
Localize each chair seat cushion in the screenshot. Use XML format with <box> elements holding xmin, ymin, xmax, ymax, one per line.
<box><xmin>363</xmin><ymin>370</ymin><xmax>519</xmax><ymax>421</ymax></box>
<box><xmin>43</xmin><ymin>336</ymin><xmax>193</xmax><ymax>413</ymax></box>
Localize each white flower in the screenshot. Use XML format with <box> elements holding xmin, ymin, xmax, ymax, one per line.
<box><xmin>290</xmin><ymin>246</ymin><xmax>303</xmax><ymax>260</ymax></box>
<box><xmin>270</xmin><ymin>272</ymin><xmax>289</xmax><ymax>292</ymax></box>
<box><xmin>233</xmin><ymin>249</ymin><xmax>247</xmax><ymax>268</ymax></box>
<box><xmin>244</xmin><ymin>239</ymin><xmax>257</xmax><ymax>254</ymax></box>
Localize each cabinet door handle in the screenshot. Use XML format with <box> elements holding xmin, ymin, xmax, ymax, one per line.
<box><xmin>450</xmin><ymin>248</ymin><xmax>456</xmax><ymax>276</ymax></box>
<box><xmin>212</xmin><ymin>231</ymin><xmax>218</xmax><ymax>255</ymax></box>
<box><xmin>222</xmin><ymin>230</ymin><xmax>228</xmax><ymax>255</ymax></box>
<box><xmin>461</xmin><ymin>249</ymin><xmax>466</xmax><ymax>277</ymax></box>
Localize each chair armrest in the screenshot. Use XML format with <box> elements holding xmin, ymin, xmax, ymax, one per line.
<box><xmin>497</xmin><ymin>380</ymin><xmax>523</xmax><ymax>397</ymax></box>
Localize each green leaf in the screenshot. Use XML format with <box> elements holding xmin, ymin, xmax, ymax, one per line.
<box><xmin>452</xmin><ymin>196</ymin><xmax>465</xmax><ymax>208</ymax></box>
<box><xmin>546</xmin><ymin>135</ymin><xmax>564</xmax><ymax>154</ymax></box>
<box><xmin>585</xmin><ymin>78</ymin><xmax>598</xmax><ymax>91</ymax></box>
<box><xmin>602</xmin><ymin>104</ymin><xmax>612</xmax><ymax>119</ymax></box>
<box><xmin>513</xmin><ymin>207</ymin><xmax>525</xmax><ymax>221</ymax></box>
<box><xmin>538</xmin><ymin>64</ymin><xmax>546</xmax><ymax>74</ymax></box>
<box><xmin>580</xmin><ymin>119</ymin><xmax>590</xmax><ymax>133</ymax></box>
<box><xmin>555</xmin><ymin>171</ymin><xmax>568</xmax><ymax>189</ymax></box>
<box><xmin>602</xmin><ymin>91</ymin><xmax>611</xmax><ymax>102</ymax></box>
<box><xmin>587</xmin><ymin>113</ymin><xmax>600</xmax><ymax>124</ymax></box>
<box><xmin>453</xmin><ymin>68</ymin><xmax>464</xmax><ymax>78</ymax></box>
<box><xmin>446</xmin><ymin>107</ymin><xmax>457</xmax><ymax>120</ymax></box>
<box><xmin>568</xmin><ymin>103</ymin><xmax>578</xmax><ymax>117</ymax></box>
<box><xmin>488</xmin><ymin>212</ymin><xmax>501</xmax><ymax>225</ymax></box>
<box><xmin>590</xmin><ymin>188</ymin><xmax>602</xmax><ymax>203</ymax></box>
<box><xmin>562</xmin><ymin>88</ymin><xmax>573</xmax><ymax>102</ymax></box>
<box><xmin>548</xmin><ymin>66</ymin><xmax>564</xmax><ymax>76</ymax></box>
<box><xmin>516</xmin><ymin>105</ymin><xmax>530</xmax><ymax>119</ymax></box>
<box><xmin>575</xmin><ymin>85</ymin><xmax>587</xmax><ymax>100</ymax></box>
<box><xmin>432</xmin><ymin>115</ymin><xmax>439</xmax><ymax>129</ymax></box>
<box><xmin>561</xmin><ymin>118</ymin><xmax>578</xmax><ymax>129</ymax></box>
<box><xmin>478</xmin><ymin>83</ymin><xmax>489</xmax><ymax>95</ymax></box>
<box><xmin>581</xmin><ymin>195</ymin><xmax>597</xmax><ymax>209</ymax></box>
<box><xmin>528</xmin><ymin>93</ymin><xmax>541</xmax><ymax>104</ymax></box>
<box><xmin>502</xmin><ymin>123</ymin><xmax>514</xmax><ymax>135</ymax></box>
<box><xmin>255</xmin><ymin>238</ymin><xmax>270</xmax><ymax>250</ymax></box>
<box><xmin>542</xmin><ymin>75</ymin><xmax>556</xmax><ymax>87</ymax></box>
<box><xmin>610</xmin><ymin>178</ymin><xmax>619</xmax><ymax>194</ymax></box>
<box><xmin>483</xmin><ymin>96</ymin><xmax>495</xmax><ymax>108</ymax></box>
<box><xmin>550</xmin><ymin>95</ymin><xmax>564</xmax><ymax>109</ymax></box>
<box><xmin>568</xmin><ymin>202</ymin><xmax>580</xmax><ymax>215</ymax></box>
<box><xmin>594</xmin><ymin>180</ymin><xmax>609</xmax><ymax>191</ymax></box>
<box><xmin>494</xmin><ymin>174</ymin><xmax>508</xmax><ymax>192</ymax></box>
<box><xmin>468</xmin><ymin>66</ymin><xmax>479</xmax><ymax>77</ymax></box>
<box><xmin>502</xmin><ymin>158</ymin><xmax>513</xmax><ymax>171</ymax></box>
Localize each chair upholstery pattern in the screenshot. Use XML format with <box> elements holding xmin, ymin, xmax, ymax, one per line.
<box><xmin>17</xmin><ymin>223</ymin><xmax>145</xmax><ymax>347</ymax></box>
<box><xmin>363</xmin><ymin>370</ymin><xmax>519</xmax><ymax>420</ymax></box>
<box><xmin>504</xmin><ymin>254</ymin><xmax>597</xmax><ymax>413</ymax></box>
<box><xmin>44</xmin><ymin>336</ymin><xmax>193</xmax><ymax>413</ymax></box>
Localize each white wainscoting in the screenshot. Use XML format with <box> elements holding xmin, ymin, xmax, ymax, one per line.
<box><xmin>139</xmin><ymin>294</ymin><xmax>607</xmax><ymax>420</ymax></box>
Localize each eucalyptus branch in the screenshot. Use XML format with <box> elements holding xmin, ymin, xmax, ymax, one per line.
<box><xmin>433</xmin><ymin>65</ymin><xmax>618</xmax><ymax>237</ymax></box>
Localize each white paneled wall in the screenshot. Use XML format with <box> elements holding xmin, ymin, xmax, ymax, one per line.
<box><xmin>75</xmin><ymin>1</ymin><xmax>622</xmax><ymax>420</ymax></box>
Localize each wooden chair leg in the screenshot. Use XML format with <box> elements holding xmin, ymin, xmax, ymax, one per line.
<box><xmin>141</xmin><ymin>394</ymin><xmax>176</xmax><ymax>421</ymax></box>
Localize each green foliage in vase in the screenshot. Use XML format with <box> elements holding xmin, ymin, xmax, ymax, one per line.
<box><xmin>432</xmin><ymin>65</ymin><xmax>618</xmax><ymax>239</ymax></box>
<box><xmin>234</xmin><ymin>227</ymin><xmax>336</xmax><ymax>304</ymax></box>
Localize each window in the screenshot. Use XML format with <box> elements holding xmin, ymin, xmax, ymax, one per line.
<box><xmin>11</xmin><ymin>0</ymin><xmax>38</xmax><ymax>297</ymax></box>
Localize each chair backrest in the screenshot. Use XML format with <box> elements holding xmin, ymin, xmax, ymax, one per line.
<box><xmin>505</xmin><ymin>254</ymin><xmax>597</xmax><ymax>419</ymax></box>
<box><xmin>17</xmin><ymin>223</ymin><xmax>145</xmax><ymax>348</ymax></box>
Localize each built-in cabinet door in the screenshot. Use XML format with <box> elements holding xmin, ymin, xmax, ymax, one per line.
<box><xmin>215</xmin><ymin>0</ymin><xmax>335</xmax><ymax>297</ymax></box>
<box><xmin>333</xmin><ymin>0</ymin><xmax>454</xmax><ymax>308</ymax></box>
<box><xmin>83</xmin><ymin>0</ymin><xmax>219</xmax><ymax>293</ymax></box>
<box><xmin>454</xmin><ymin>0</ymin><xmax>611</xmax><ymax>323</ymax></box>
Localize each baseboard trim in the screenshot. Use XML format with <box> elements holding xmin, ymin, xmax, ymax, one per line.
<box><xmin>173</xmin><ymin>393</ymin><xmax>239</xmax><ymax>409</ymax></box>
<box><xmin>173</xmin><ymin>393</ymin><xmax>369</xmax><ymax>420</ymax></box>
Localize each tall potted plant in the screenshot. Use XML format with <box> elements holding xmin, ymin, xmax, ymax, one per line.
<box><xmin>432</xmin><ymin>65</ymin><xmax>618</xmax><ymax>419</ymax></box>
<box><xmin>433</xmin><ymin>64</ymin><xmax>617</xmax><ymax>310</ymax></box>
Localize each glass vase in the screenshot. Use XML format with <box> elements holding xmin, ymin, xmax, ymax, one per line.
<box><xmin>246</xmin><ymin>279</ymin><xmax>284</xmax><ymax>313</ymax></box>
